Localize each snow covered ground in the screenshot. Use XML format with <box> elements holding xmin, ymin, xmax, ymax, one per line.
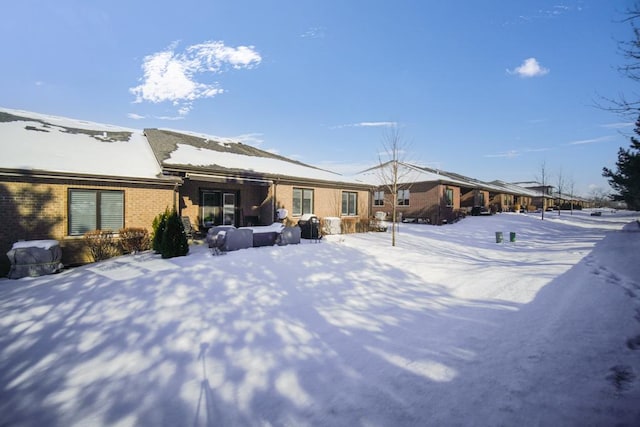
<box><xmin>1</xmin><ymin>210</ymin><xmax>639</xmax><ymax>427</ymax></box>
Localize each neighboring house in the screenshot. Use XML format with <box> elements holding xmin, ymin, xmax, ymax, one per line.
<box><xmin>512</xmin><ymin>181</ymin><xmax>556</xmax><ymax>210</ymax></box>
<box><xmin>144</xmin><ymin>129</ymin><xmax>372</xmax><ymax>231</ymax></box>
<box><xmin>357</xmin><ymin>162</ymin><xmax>544</xmax><ymax>224</ymax></box>
<box><xmin>0</xmin><ymin>108</ymin><xmax>178</xmax><ymax>272</ymax></box>
<box><xmin>356</xmin><ymin>162</ymin><xmax>471</xmax><ymax>224</ymax></box>
<box><xmin>488</xmin><ymin>180</ymin><xmax>540</xmax><ymax>212</ymax></box>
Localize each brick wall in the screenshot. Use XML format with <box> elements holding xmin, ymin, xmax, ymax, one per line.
<box><xmin>371</xmin><ymin>182</ymin><xmax>459</xmax><ymax>223</ymax></box>
<box><xmin>0</xmin><ymin>176</ymin><xmax>175</xmax><ymax>274</ymax></box>
<box><xmin>273</xmin><ymin>183</ymin><xmax>370</xmax><ymax>222</ymax></box>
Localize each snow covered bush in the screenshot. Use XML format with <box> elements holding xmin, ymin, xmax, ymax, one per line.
<box><xmin>83</xmin><ymin>230</ymin><xmax>120</xmax><ymax>262</ymax></box>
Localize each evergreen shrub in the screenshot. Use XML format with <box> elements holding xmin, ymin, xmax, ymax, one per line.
<box><xmin>152</xmin><ymin>209</ymin><xmax>189</xmax><ymax>259</ymax></box>
<box><xmin>152</xmin><ymin>209</ymin><xmax>169</xmax><ymax>253</ymax></box>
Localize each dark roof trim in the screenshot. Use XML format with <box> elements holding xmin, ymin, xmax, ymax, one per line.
<box><xmin>0</xmin><ymin>168</ymin><xmax>181</xmax><ymax>187</ymax></box>
<box><xmin>164</xmin><ymin>166</ymin><xmax>373</xmax><ymax>190</ymax></box>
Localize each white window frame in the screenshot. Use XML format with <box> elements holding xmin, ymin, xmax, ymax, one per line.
<box><xmin>374</xmin><ymin>190</ymin><xmax>384</xmax><ymax>206</ymax></box>
<box><xmin>342</xmin><ymin>191</ymin><xmax>358</xmax><ymax>216</ymax></box>
<box><xmin>397</xmin><ymin>189</ymin><xmax>410</xmax><ymax>206</ymax></box>
<box><xmin>292</xmin><ymin>188</ymin><xmax>314</xmax><ymax>216</ymax></box>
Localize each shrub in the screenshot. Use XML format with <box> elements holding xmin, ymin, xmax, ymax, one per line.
<box><xmin>84</xmin><ymin>230</ymin><xmax>120</xmax><ymax>262</ymax></box>
<box><xmin>159</xmin><ymin>210</ymin><xmax>189</xmax><ymax>259</ymax></box>
<box><xmin>152</xmin><ymin>209</ymin><xmax>169</xmax><ymax>253</ymax></box>
<box><xmin>119</xmin><ymin>227</ymin><xmax>150</xmax><ymax>254</ymax></box>
<box><xmin>356</xmin><ymin>218</ymin><xmax>370</xmax><ymax>233</ymax></box>
<box><xmin>341</xmin><ymin>217</ymin><xmax>358</xmax><ymax>234</ymax></box>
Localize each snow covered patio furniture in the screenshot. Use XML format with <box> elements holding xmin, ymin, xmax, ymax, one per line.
<box><xmin>6</xmin><ymin>240</ymin><xmax>63</xmax><ymax>279</ymax></box>
<box><xmin>277</xmin><ymin>226</ymin><xmax>301</xmax><ymax>245</ymax></box>
<box><xmin>243</xmin><ymin>223</ymin><xmax>285</xmax><ymax>247</ymax></box>
<box><xmin>206</xmin><ymin>226</ymin><xmax>252</xmax><ymax>252</ymax></box>
<box><xmin>206</xmin><ymin>223</ymin><xmax>300</xmax><ymax>253</ymax></box>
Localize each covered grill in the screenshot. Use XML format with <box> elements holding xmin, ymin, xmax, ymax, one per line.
<box><xmin>298</xmin><ymin>214</ymin><xmax>321</xmax><ymax>240</ymax></box>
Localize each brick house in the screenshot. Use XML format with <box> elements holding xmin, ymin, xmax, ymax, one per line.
<box><xmin>512</xmin><ymin>181</ymin><xmax>557</xmax><ymax>210</ymax></box>
<box><xmin>144</xmin><ymin>129</ymin><xmax>372</xmax><ymax>233</ymax></box>
<box><xmin>357</xmin><ymin>162</ymin><xmax>470</xmax><ymax>224</ymax></box>
<box><xmin>0</xmin><ymin>109</ymin><xmax>178</xmax><ymax>273</ymax></box>
<box><xmin>358</xmin><ymin>162</ymin><xmax>541</xmax><ymax>224</ymax></box>
<box><xmin>1</xmin><ymin>109</ymin><xmax>372</xmax><ymax>274</ymax></box>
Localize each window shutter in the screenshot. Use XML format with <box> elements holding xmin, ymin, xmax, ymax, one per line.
<box><xmin>70</xmin><ymin>190</ymin><xmax>97</xmax><ymax>235</ymax></box>
<box><xmin>100</xmin><ymin>192</ymin><xmax>124</xmax><ymax>231</ymax></box>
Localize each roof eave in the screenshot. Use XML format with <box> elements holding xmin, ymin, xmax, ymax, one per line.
<box><xmin>0</xmin><ymin>168</ymin><xmax>181</xmax><ymax>186</ymax></box>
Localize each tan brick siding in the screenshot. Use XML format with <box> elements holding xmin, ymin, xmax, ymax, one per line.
<box><xmin>371</xmin><ymin>183</ymin><xmax>466</xmax><ymax>224</ymax></box>
<box><xmin>273</xmin><ymin>183</ymin><xmax>370</xmax><ymax>222</ymax></box>
<box><xmin>0</xmin><ymin>176</ymin><xmax>174</xmax><ymax>272</ymax></box>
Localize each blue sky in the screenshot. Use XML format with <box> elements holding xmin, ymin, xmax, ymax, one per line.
<box><xmin>2</xmin><ymin>1</ymin><xmax>636</xmax><ymax>196</ymax></box>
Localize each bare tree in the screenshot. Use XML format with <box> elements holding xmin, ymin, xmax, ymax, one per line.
<box><xmin>589</xmin><ymin>187</ymin><xmax>612</xmax><ymax>208</ymax></box>
<box><xmin>567</xmin><ymin>177</ymin><xmax>576</xmax><ymax>215</ymax></box>
<box><xmin>536</xmin><ymin>161</ymin><xmax>550</xmax><ymax>220</ymax></box>
<box><xmin>600</xmin><ymin>2</ymin><xmax>640</xmax><ymax>116</ymax></box>
<box><xmin>556</xmin><ymin>168</ymin><xmax>566</xmax><ymax>216</ymax></box>
<box><xmin>375</xmin><ymin>126</ymin><xmax>413</xmax><ymax>246</ymax></box>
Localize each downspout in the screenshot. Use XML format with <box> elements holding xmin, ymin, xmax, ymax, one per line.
<box><xmin>173</xmin><ymin>183</ymin><xmax>179</xmax><ymax>213</ymax></box>
<box><xmin>273</xmin><ymin>178</ymin><xmax>278</xmax><ymax>222</ymax></box>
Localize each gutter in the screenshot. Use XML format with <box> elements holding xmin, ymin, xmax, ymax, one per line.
<box><xmin>0</xmin><ymin>168</ymin><xmax>181</xmax><ymax>186</ymax></box>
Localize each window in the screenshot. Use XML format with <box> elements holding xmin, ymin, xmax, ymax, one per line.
<box><xmin>342</xmin><ymin>192</ymin><xmax>358</xmax><ymax>216</ymax></box>
<box><xmin>202</xmin><ymin>191</ymin><xmax>222</xmax><ymax>226</ymax></box>
<box><xmin>292</xmin><ymin>188</ymin><xmax>314</xmax><ymax>216</ymax></box>
<box><xmin>445</xmin><ymin>188</ymin><xmax>454</xmax><ymax>206</ymax></box>
<box><xmin>374</xmin><ymin>191</ymin><xmax>384</xmax><ymax>206</ymax></box>
<box><xmin>397</xmin><ymin>189</ymin><xmax>410</xmax><ymax>206</ymax></box>
<box><xmin>69</xmin><ymin>189</ymin><xmax>124</xmax><ymax>235</ymax></box>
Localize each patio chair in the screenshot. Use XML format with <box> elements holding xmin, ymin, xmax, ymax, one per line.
<box><xmin>181</xmin><ymin>216</ymin><xmax>195</xmax><ymax>239</ymax></box>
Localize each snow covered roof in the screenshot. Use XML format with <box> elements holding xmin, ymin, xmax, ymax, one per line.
<box><xmin>145</xmin><ymin>128</ymin><xmax>368</xmax><ymax>186</ymax></box>
<box><xmin>0</xmin><ymin>108</ymin><xmax>165</xmax><ymax>181</ymax></box>
<box><xmin>489</xmin><ymin>180</ymin><xmax>542</xmax><ymax>198</ymax></box>
<box><xmin>354</xmin><ymin>162</ymin><xmax>545</xmax><ymax>197</ymax></box>
<box><xmin>355</xmin><ymin>162</ymin><xmax>487</xmax><ymax>188</ymax></box>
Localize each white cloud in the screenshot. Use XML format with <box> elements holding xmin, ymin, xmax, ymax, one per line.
<box><xmin>127</xmin><ymin>113</ymin><xmax>145</xmax><ymax>120</ymax></box>
<box><xmin>130</xmin><ymin>41</ymin><xmax>261</xmax><ymax>116</ymax></box>
<box><xmin>568</xmin><ymin>136</ymin><xmax>613</xmax><ymax>145</ymax></box>
<box><xmin>507</xmin><ymin>57</ymin><xmax>549</xmax><ymax>78</ymax></box>
<box><xmin>301</xmin><ymin>27</ymin><xmax>326</xmax><ymax>39</ymax></box>
<box><xmin>601</xmin><ymin>122</ymin><xmax>634</xmax><ymax>129</ymax></box>
<box><xmin>356</xmin><ymin>121</ymin><xmax>397</xmax><ymax>127</ymax></box>
<box><xmin>332</xmin><ymin>121</ymin><xmax>398</xmax><ymax>129</ymax></box>
<box><xmin>503</xmin><ymin>3</ymin><xmax>582</xmax><ymax>26</ymax></box>
<box><xmin>524</xmin><ymin>147</ymin><xmax>553</xmax><ymax>153</ymax></box>
<box><xmin>484</xmin><ymin>150</ymin><xmax>520</xmax><ymax>158</ymax></box>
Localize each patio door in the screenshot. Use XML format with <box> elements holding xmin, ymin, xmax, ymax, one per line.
<box><xmin>223</xmin><ymin>193</ymin><xmax>235</xmax><ymax>225</ymax></box>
